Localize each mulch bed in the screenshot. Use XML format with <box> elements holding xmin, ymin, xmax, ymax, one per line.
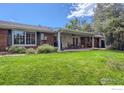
<box><xmin>0</xmin><ymin>52</ymin><xmax>8</xmax><ymax>55</ymax></box>
<box><xmin>0</xmin><ymin>52</ymin><xmax>25</xmax><ymax>57</ymax></box>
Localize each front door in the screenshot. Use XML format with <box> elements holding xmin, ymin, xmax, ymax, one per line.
<box><xmin>72</xmin><ymin>37</ymin><xmax>78</xmax><ymax>48</ymax></box>
<box><xmin>101</xmin><ymin>40</ymin><xmax>105</xmax><ymax>48</ymax></box>
<box><xmin>76</xmin><ymin>38</ymin><xmax>78</xmax><ymax>47</ymax></box>
<box><xmin>80</xmin><ymin>37</ymin><xmax>85</xmax><ymax>48</ymax></box>
<box><xmin>72</xmin><ymin>38</ymin><xmax>75</xmax><ymax>48</ymax></box>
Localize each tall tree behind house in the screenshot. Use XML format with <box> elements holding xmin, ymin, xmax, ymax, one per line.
<box><xmin>93</xmin><ymin>3</ymin><xmax>124</xmax><ymax>50</ymax></box>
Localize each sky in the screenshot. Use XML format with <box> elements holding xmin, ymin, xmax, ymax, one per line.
<box><xmin>0</xmin><ymin>3</ymin><xmax>96</xmax><ymax>28</ymax></box>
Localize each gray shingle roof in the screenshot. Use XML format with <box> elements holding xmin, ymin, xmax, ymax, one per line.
<box><xmin>0</xmin><ymin>20</ymin><xmax>54</xmax><ymax>33</ymax></box>
<box><xmin>58</xmin><ymin>28</ymin><xmax>104</xmax><ymax>37</ymax></box>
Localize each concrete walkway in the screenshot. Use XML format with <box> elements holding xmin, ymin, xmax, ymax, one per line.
<box><xmin>63</xmin><ymin>48</ymin><xmax>93</xmax><ymax>52</ymax></box>
<box><xmin>62</xmin><ymin>48</ymin><xmax>106</xmax><ymax>52</ymax></box>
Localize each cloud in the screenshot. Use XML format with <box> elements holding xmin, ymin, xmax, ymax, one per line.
<box><xmin>67</xmin><ymin>3</ymin><xmax>97</xmax><ymax>19</ymax></box>
<box><xmin>8</xmin><ymin>18</ymin><xmax>16</xmax><ymax>22</ymax></box>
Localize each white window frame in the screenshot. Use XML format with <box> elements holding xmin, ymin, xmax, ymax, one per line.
<box><xmin>41</xmin><ymin>33</ymin><xmax>47</xmax><ymax>40</ymax></box>
<box><xmin>41</xmin><ymin>33</ymin><xmax>45</xmax><ymax>40</ymax></box>
<box><xmin>12</xmin><ymin>30</ymin><xmax>37</xmax><ymax>46</ymax></box>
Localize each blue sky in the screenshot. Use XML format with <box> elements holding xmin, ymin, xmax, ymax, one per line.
<box><xmin>0</xmin><ymin>3</ymin><xmax>94</xmax><ymax>28</ymax></box>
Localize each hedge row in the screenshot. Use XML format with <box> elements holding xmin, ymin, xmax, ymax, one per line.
<box><xmin>8</xmin><ymin>44</ymin><xmax>57</xmax><ymax>54</ymax></box>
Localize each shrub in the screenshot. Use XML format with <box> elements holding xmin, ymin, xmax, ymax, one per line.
<box><xmin>37</xmin><ymin>44</ymin><xmax>57</xmax><ymax>53</ymax></box>
<box><xmin>26</xmin><ymin>48</ymin><xmax>36</xmax><ymax>54</ymax></box>
<box><xmin>106</xmin><ymin>45</ymin><xmax>117</xmax><ymax>50</ymax></box>
<box><xmin>8</xmin><ymin>46</ymin><xmax>26</xmax><ymax>54</ymax></box>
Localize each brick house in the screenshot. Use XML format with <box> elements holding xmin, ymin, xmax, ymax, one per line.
<box><xmin>0</xmin><ymin>20</ymin><xmax>105</xmax><ymax>51</ymax></box>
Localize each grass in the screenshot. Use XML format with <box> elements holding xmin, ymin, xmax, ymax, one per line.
<box><xmin>0</xmin><ymin>50</ymin><xmax>124</xmax><ymax>85</ymax></box>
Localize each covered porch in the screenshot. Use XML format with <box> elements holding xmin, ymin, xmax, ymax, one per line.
<box><xmin>56</xmin><ymin>29</ymin><xmax>105</xmax><ymax>51</ymax></box>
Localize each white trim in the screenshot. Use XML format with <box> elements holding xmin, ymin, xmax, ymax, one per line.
<box><xmin>12</xmin><ymin>44</ymin><xmax>37</xmax><ymax>46</ymax></box>
<box><xmin>12</xmin><ymin>31</ymin><xmax>14</xmax><ymax>46</ymax></box>
<box><xmin>35</xmin><ymin>31</ymin><xmax>37</xmax><ymax>46</ymax></box>
<box><xmin>57</xmin><ymin>31</ymin><xmax>61</xmax><ymax>51</ymax></box>
<box><xmin>92</xmin><ymin>36</ymin><xmax>94</xmax><ymax>48</ymax></box>
<box><xmin>24</xmin><ymin>31</ymin><xmax>26</xmax><ymax>45</ymax></box>
<box><xmin>12</xmin><ymin>30</ymin><xmax>37</xmax><ymax>46</ymax></box>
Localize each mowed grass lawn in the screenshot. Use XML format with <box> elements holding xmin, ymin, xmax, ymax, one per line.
<box><xmin>0</xmin><ymin>50</ymin><xmax>124</xmax><ymax>85</ymax></box>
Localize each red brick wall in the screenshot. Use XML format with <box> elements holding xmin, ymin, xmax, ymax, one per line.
<box><xmin>25</xmin><ymin>46</ymin><xmax>37</xmax><ymax>49</ymax></box>
<box><xmin>23</xmin><ymin>33</ymin><xmax>55</xmax><ymax>48</ymax></box>
<box><xmin>0</xmin><ymin>30</ymin><xmax>55</xmax><ymax>51</ymax></box>
<box><xmin>0</xmin><ymin>29</ymin><xmax>8</xmax><ymax>51</ymax></box>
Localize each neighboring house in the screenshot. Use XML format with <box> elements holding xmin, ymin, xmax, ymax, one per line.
<box><xmin>0</xmin><ymin>20</ymin><xmax>105</xmax><ymax>51</ymax></box>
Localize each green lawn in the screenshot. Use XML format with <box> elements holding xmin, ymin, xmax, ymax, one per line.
<box><xmin>0</xmin><ymin>50</ymin><xmax>124</xmax><ymax>85</ymax></box>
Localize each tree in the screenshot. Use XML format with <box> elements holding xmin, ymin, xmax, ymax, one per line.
<box><xmin>65</xmin><ymin>18</ymin><xmax>92</xmax><ymax>32</ymax></box>
<box><xmin>81</xmin><ymin>23</ymin><xmax>92</xmax><ymax>32</ymax></box>
<box><xmin>93</xmin><ymin>3</ymin><xmax>124</xmax><ymax>50</ymax></box>
<box><xmin>65</xmin><ymin>18</ymin><xmax>80</xmax><ymax>30</ymax></box>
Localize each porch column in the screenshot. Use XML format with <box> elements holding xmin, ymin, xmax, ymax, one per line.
<box><xmin>92</xmin><ymin>36</ymin><xmax>94</xmax><ymax>48</ymax></box>
<box><xmin>57</xmin><ymin>31</ymin><xmax>61</xmax><ymax>51</ymax></box>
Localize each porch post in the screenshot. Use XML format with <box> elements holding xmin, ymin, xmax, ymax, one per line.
<box><xmin>92</xmin><ymin>36</ymin><xmax>94</xmax><ymax>49</ymax></box>
<box><xmin>57</xmin><ymin>31</ymin><xmax>61</xmax><ymax>51</ymax></box>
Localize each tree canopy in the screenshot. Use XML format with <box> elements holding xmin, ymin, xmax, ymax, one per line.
<box><xmin>65</xmin><ymin>18</ymin><xmax>92</xmax><ymax>32</ymax></box>
<box><xmin>93</xmin><ymin>3</ymin><xmax>124</xmax><ymax>50</ymax></box>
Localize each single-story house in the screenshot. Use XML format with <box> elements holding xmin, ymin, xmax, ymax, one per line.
<box><xmin>0</xmin><ymin>20</ymin><xmax>105</xmax><ymax>51</ymax></box>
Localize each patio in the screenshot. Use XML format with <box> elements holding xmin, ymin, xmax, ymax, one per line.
<box><xmin>56</xmin><ymin>29</ymin><xmax>105</xmax><ymax>51</ymax></box>
<box><xmin>62</xmin><ymin>48</ymin><xmax>106</xmax><ymax>52</ymax></box>
<box><xmin>63</xmin><ymin>48</ymin><xmax>93</xmax><ymax>52</ymax></box>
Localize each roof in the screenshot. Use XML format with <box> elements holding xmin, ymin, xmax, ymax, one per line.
<box><xmin>60</xmin><ymin>29</ymin><xmax>94</xmax><ymax>36</ymax></box>
<box><xmin>0</xmin><ymin>20</ymin><xmax>105</xmax><ymax>37</ymax></box>
<box><xmin>58</xmin><ymin>28</ymin><xmax>104</xmax><ymax>37</ymax></box>
<box><xmin>0</xmin><ymin>20</ymin><xmax>54</xmax><ymax>33</ymax></box>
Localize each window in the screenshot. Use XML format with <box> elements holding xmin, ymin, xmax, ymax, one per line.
<box><xmin>41</xmin><ymin>33</ymin><xmax>47</xmax><ymax>40</ymax></box>
<box><xmin>13</xmin><ymin>31</ymin><xmax>25</xmax><ymax>44</ymax></box>
<box><xmin>41</xmin><ymin>33</ymin><xmax>45</xmax><ymax>40</ymax></box>
<box><xmin>26</xmin><ymin>32</ymin><xmax>36</xmax><ymax>44</ymax></box>
<box><xmin>12</xmin><ymin>30</ymin><xmax>36</xmax><ymax>46</ymax></box>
